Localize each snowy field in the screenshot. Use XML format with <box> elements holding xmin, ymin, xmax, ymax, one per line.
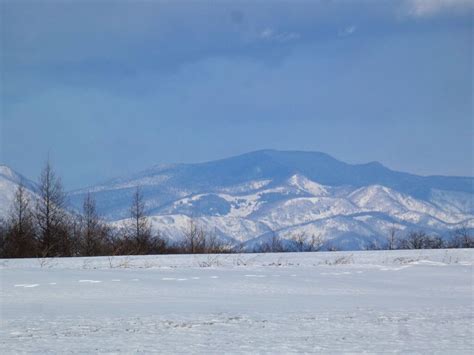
<box><xmin>1</xmin><ymin>249</ymin><xmax>473</xmax><ymax>353</ymax></box>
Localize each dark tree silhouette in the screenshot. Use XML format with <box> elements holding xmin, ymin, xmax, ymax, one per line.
<box><xmin>35</xmin><ymin>160</ymin><xmax>70</xmax><ymax>256</ymax></box>
<box><xmin>122</xmin><ymin>186</ymin><xmax>160</xmax><ymax>254</ymax></box>
<box><xmin>3</xmin><ymin>182</ymin><xmax>36</xmax><ymax>257</ymax></box>
<box><xmin>80</xmin><ymin>192</ymin><xmax>110</xmax><ymax>256</ymax></box>
<box><xmin>181</xmin><ymin>219</ymin><xmax>206</xmax><ymax>253</ymax></box>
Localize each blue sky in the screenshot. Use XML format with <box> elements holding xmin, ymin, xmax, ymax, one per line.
<box><xmin>1</xmin><ymin>0</ymin><xmax>472</xmax><ymax>189</ymax></box>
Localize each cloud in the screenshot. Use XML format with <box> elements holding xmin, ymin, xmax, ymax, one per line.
<box><xmin>259</xmin><ymin>28</ymin><xmax>301</xmax><ymax>42</ymax></box>
<box><xmin>405</xmin><ymin>0</ymin><xmax>473</xmax><ymax>17</ymax></box>
<box><xmin>339</xmin><ymin>25</ymin><xmax>357</xmax><ymax>37</ymax></box>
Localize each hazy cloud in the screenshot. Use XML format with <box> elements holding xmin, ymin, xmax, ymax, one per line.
<box><xmin>405</xmin><ymin>0</ymin><xmax>473</xmax><ymax>17</ymax></box>
<box><xmin>259</xmin><ymin>28</ymin><xmax>301</xmax><ymax>42</ymax></box>
<box><xmin>339</xmin><ymin>25</ymin><xmax>357</xmax><ymax>37</ymax></box>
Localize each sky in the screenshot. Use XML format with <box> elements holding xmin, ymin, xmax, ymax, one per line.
<box><xmin>1</xmin><ymin>0</ymin><xmax>473</xmax><ymax>189</ymax></box>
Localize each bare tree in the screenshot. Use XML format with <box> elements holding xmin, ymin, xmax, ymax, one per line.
<box><xmin>181</xmin><ymin>219</ymin><xmax>206</xmax><ymax>253</ymax></box>
<box><xmin>232</xmin><ymin>241</ymin><xmax>246</xmax><ymax>254</ymax></box>
<box><xmin>398</xmin><ymin>231</ymin><xmax>444</xmax><ymax>250</ymax></box>
<box><xmin>366</xmin><ymin>238</ymin><xmax>386</xmax><ymax>250</ymax></box>
<box><xmin>326</xmin><ymin>244</ymin><xmax>339</xmax><ymax>252</ymax></box>
<box><xmin>35</xmin><ymin>160</ymin><xmax>69</xmax><ymax>256</ymax></box>
<box><xmin>448</xmin><ymin>225</ymin><xmax>474</xmax><ymax>248</ymax></box>
<box><xmin>204</xmin><ymin>228</ymin><xmax>230</xmax><ymax>253</ymax></box>
<box><xmin>257</xmin><ymin>229</ymin><xmax>284</xmax><ymax>253</ymax></box>
<box><xmin>3</xmin><ymin>182</ymin><xmax>36</xmax><ymax>257</ymax></box>
<box><xmin>68</xmin><ymin>213</ymin><xmax>83</xmax><ymax>256</ymax></box>
<box><xmin>398</xmin><ymin>231</ymin><xmax>426</xmax><ymax>249</ymax></box>
<box><xmin>291</xmin><ymin>232</ymin><xmax>324</xmax><ymax>252</ymax></box>
<box><xmin>307</xmin><ymin>233</ymin><xmax>324</xmax><ymax>252</ymax></box>
<box><xmin>387</xmin><ymin>226</ymin><xmax>398</xmax><ymax>250</ymax></box>
<box><xmin>271</xmin><ymin>232</ymin><xmax>283</xmax><ymax>252</ymax></box>
<box><xmin>423</xmin><ymin>235</ymin><xmax>444</xmax><ymax>249</ymax></box>
<box><xmin>0</xmin><ymin>218</ymin><xmax>7</xmax><ymax>257</ymax></box>
<box><xmin>125</xmin><ymin>186</ymin><xmax>154</xmax><ymax>254</ymax></box>
<box><xmin>80</xmin><ymin>192</ymin><xmax>109</xmax><ymax>256</ymax></box>
<box><xmin>291</xmin><ymin>232</ymin><xmax>307</xmax><ymax>252</ymax></box>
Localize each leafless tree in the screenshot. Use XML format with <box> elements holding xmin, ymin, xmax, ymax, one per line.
<box><xmin>307</xmin><ymin>233</ymin><xmax>325</xmax><ymax>252</ymax></box>
<box><xmin>365</xmin><ymin>237</ymin><xmax>386</xmax><ymax>250</ymax></box>
<box><xmin>204</xmin><ymin>228</ymin><xmax>231</xmax><ymax>253</ymax></box>
<box><xmin>326</xmin><ymin>244</ymin><xmax>339</xmax><ymax>252</ymax></box>
<box><xmin>424</xmin><ymin>235</ymin><xmax>444</xmax><ymax>249</ymax></box>
<box><xmin>271</xmin><ymin>231</ymin><xmax>284</xmax><ymax>252</ymax></box>
<box><xmin>398</xmin><ymin>231</ymin><xmax>444</xmax><ymax>249</ymax></box>
<box><xmin>257</xmin><ymin>229</ymin><xmax>284</xmax><ymax>253</ymax></box>
<box><xmin>79</xmin><ymin>192</ymin><xmax>109</xmax><ymax>256</ymax></box>
<box><xmin>124</xmin><ymin>186</ymin><xmax>155</xmax><ymax>254</ymax></box>
<box><xmin>291</xmin><ymin>232</ymin><xmax>324</xmax><ymax>252</ymax></box>
<box><xmin>181</xmin><ymin>219</ymin><xmax>206</xmax><ymax>253</ymax></box>
<box><xmin>0</xmin><ymin>218</ymin><xmax>7</xmax><ymax>257</ymax></box>
<box><xmin>3</xmin><ymin>182</ymin><xmax>36</xmax><ymax>257</ymax></box>
<box><xmin>35</xmin><ymin>160</ymin><xmax>70</xmax><ymax>256</ymax></box>
<box><xmin>387</xmin><ymin>226</ymin><xmax>398</xmax><ymax>250</ymax></box>
<box><xmin>233</xmin><ymin>241</ymin><xmax>245</xmax><ymax>253</ymax></box>
<box><xmin>398</xmin><ymin>231</ymin><xmax>425</xmax><ymax>249</ymax></box>
<box><xmin>292</xmin><ymin>232</ymin><xmax>307</xmax><ymax>252</ymax></box>
<box><xmin>448</xmin><ymin>225</ymin><xmax>473</xmax><ymax>248</ymax></box>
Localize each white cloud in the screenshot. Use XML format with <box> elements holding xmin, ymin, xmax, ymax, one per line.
<box><xmin>339</xmin><ymin>25</ymin><xmax>357</xmax><ymax>37</ymax></box>
<box><xmin>259</xmin><ymin>28</ymin><xmax>301</xmax><ymax>42</ymax></box>
<box><xmin>405</xmin><ymin>0</ymin><xmax>473</xmax><ymax>17</ymax></box>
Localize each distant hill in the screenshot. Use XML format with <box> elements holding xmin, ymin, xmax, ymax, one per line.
<box><xmin>1</xmin><ymin>151</ymin><xmax>472</xmax><ymax>249</ymax></box>
<box><xmin>66</xmin><ymin>150</ymin><xmax>473</xmax><ymax>250</ymax></box>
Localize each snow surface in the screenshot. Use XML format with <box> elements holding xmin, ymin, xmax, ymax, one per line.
<box><xmin>1</xmin><ymin>249</ymin><xmax>472</xmax><ymax>353</ymax></box>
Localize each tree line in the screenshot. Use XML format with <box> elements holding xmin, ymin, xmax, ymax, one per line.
<box><xmin>0</xmin><ymin>161</ymin><xmax>235</xmax><ymax>258</ymax></box>
<box><xmin>250</xmin><ymin>227</ymin><xmax>473</xmax><ymax>253</ymax></box>
<box><xmin>0</xmin><ymin>162</ymin><xmax>472</xmax><ymax>258</ymax></box>
<box><xmin>362</xmin><ymin>226</ymin><xmax>473</xmax><ymax>251</ymax></box>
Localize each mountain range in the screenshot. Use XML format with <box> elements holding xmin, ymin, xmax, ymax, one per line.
<box><xmin>1</xmin><ymin>150</ymin><xmax>473</xmax><ymax>250</ymax></box>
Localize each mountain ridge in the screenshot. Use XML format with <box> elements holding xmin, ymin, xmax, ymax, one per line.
<box><xmin>70</xmin><ymin>150</ymin><xmax>474</xmax><ymax>194</ymax></box>
<box><xmin>1</xmin><ymin>150</ymin><xmax>472</xmax><ymax>250</ymax></box>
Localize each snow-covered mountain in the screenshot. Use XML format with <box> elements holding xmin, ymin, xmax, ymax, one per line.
<box><xmin>68</xmin><ymin>150</ymin><xmax>473</xmax><ymax>249</ymax></box>
<box><xmin>1</xmin><ymin>150</ymin><xmax>473</xmax><ymax>249</ymax></box>
<box><xmin>0</xmin><ymin>165</ymin><xmax>38</xmax><ymax>219</ymax></box>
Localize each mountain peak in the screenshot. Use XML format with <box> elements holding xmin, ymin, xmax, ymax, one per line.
<box><xmin>0</xmin><ymin>165</ymin><xmax>37</xmax><ymax>192</ymax></box>
<box><xmin>0</xmin><ymin>165</ymin><xmax>23</xmax><ymax>183</ymax></box>
<box><xmin>287</xmin><ymin>174</ymin><xmax>328</xmax><ymax>196</ymax></box>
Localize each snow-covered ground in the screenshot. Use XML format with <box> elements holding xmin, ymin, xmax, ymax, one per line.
<box><xmin>1</xmin><ymin>249</ymin><xmax>473</xmax><ymax>353</ymax></box>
